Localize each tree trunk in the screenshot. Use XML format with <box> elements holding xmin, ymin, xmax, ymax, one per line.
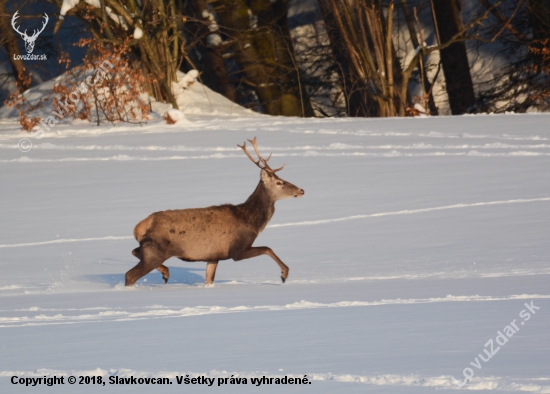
<box><xmin>182</xmin><ymin>0</ymin><xmax>236</xmax><ymax>101</ymax></box>
<box><xmin>318</xmin><ymin>0</ymin><xmax>405</xmax><ymax>117</ymax></box>
<box><xmin>430</xmin><ymin>0</ymin><xmax>475</xmax><ymax>114</ymax></box>
<box><xmin>528</xmin><ymin>0</ymin><xmax>550</xmax><ymax>41</ymax></box>
<box><xmin>399</xmin><ymin>0</ymin><xmax>438</xmax><ymax>115</ymax></box>
<box><xmin>51</xmin><ymin>0</ymin><xmax>180</xmax><ymax>108</ymax></box>
<box><xmin>217</xmin><ymin>0</ymin><xmax>313</xmax><ymax>116</ymax></box>
<box><xmin>318</xmin><ymin>0</ymin><xmax>377</xmax><ymax>117</ymax></box>
<box><xmin>263</xmin><ymin>0</ymin><xmax>314</xmax><ymax>117</ymax></box>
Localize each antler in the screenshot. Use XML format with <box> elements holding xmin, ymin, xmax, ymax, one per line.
<box><xmin>238</xmin><ymin>137</ymin><xmax>285</xmax><ymax>173</ymax></box>
<box><xmin>11</xmin><ymin>12</ymin><xmax>48</xmax><ymax>40</ymax></box>
<box><xmin>11</xmin><ymin>11</ymin><xmax>26</xmax><ymax>38</ymax></box>
<box><xmin>31</xmin><ymin>13</ymin><xmax>49</xmax><ymax>39</ymax></box>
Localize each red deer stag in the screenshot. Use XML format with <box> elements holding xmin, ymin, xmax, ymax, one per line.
<box><xmin>126</xmin><ymin>137</ymin><xmax>304</xmax><ymax>286</ymax></box>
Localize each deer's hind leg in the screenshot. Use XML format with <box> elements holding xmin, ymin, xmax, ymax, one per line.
<box><xmin>125</xmin><ymin>240</ymin><xmax>169</xmax><ymax>286</ymax></box>
<box><xmin>205</xmin><ymin>261</ymin><xmax>219</xmax><ymax>285</ymax></box>
<box><xmin>133</xmin><ymin>247</ymin><xmax>169</xmax><ymax>283</ymax></box>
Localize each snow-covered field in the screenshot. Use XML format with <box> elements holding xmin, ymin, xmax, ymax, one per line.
<box><xmin>0</xmin><ymin>93</ymin><xmax>549</xmax><ymax>392</ymax></box>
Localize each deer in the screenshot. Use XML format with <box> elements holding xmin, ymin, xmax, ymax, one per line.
<box><xmin>11</xmin><ymin>11</ymin><xmax>49</xmax><ymax>54</ymax></box>
<box><xmin>125</xmin><ymin>137</ymin><xmax>304</xmax><ymax>287</ymax></box>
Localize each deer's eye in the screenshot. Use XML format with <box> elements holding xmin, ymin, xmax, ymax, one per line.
<box><xmin>276</xmin><ymin>181</ymin><xmax>282</xmax><ymax>185</ymax></box>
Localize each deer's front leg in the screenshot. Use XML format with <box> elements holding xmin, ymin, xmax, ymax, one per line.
<box><xmin>232</xmin><ymin>247</ymin><xmax>289</xmax><ymax>283</ymax></box>
<box><xmin>157</xmin><ymin>264</ymin><xmax>170</xmax><ymax>284</ymax></box>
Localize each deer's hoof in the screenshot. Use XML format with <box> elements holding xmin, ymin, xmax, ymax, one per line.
<box><xmin>281</xmin><ymin>275</ymin><xmax>286</xmax><ymax>283</ymax></box>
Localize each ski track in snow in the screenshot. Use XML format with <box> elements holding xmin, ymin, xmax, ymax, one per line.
<box><xmin>288</xmin><ymin>129</ymin><xmax>550</xmax><ymax>141</ymax></box>
<box><xmin>1</xmin><ymin>124</ymin><xmax>548</xmax><ymax>141</ymax></box>
<box><xmin>269</xmin><ymin>197</ymin><xmax>550</xmax><ymax>228</ymax></box>
<box><xmin>2</xmin><ymin>142</ymin><xmax>550</xmax><ymax>151</ymax></box>
<box><xmin>0</xmin><ymin>294</ymin><xmax>548</xmax><ymax>328</ymax></box>
<box><xmin>3</xmin><ymin>130</ymin><xmax>550</xmax><ymax>163</ymax></box>
<box><xmin>0</xmin><ymin>236</ymin><xmax>132</xmax><ymax>249</ymax></box>
<box><xmin>2</xmin><ymin>150</ymin><xmax>550</xmax><ymax>163</ymax></box>
<box><xmin>1</xmin><ymin>197</ymin><xmax>549</xmax><ymax>249</ymax></box>
<box><xmin>1</xmin><ymin>368</ymin><xmax>550</xmax><ymax>392</ymax></box>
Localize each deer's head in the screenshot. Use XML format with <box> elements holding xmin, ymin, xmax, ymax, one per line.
<box><xmin>238</xmin><ymin>137</ymin><xmax>304</xmax><ymax>201</ymax></box>
<box><xmin>11</xmin><ymin>11</ymin><xmax>49</xmax><ymax>54</ymax></box>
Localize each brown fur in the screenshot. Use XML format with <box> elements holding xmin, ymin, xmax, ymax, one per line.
<box><xmin>125</xmin><ymin>169</ymin><xmax>304</xmax><ymax>286</ymax></box>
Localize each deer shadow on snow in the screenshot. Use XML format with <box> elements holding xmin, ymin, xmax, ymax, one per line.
<box><xmin>83</xmin><ymin>259</ymin><xmax>205</xmax><ymax>287</ymax></box>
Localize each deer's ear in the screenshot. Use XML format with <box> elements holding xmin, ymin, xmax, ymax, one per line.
<box><xmin>260</xmin><ymin>169</ymin><xmax>270</xmax><ymax>182</ymax></box>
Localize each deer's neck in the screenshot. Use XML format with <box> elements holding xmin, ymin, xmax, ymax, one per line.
<box><xmin>240</xmin><ymin>181</ymin><xmax>276</xmax><ymax>232</ymax></box>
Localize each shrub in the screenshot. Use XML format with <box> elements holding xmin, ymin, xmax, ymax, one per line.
<box><xmin>5</xmin><ymin>38</ymin><xmax>151</xmax><ymax>131</ymax></box>
<box><xmin>52</xmin><ymin>38</ymin><xmax>150</xmax><ymax>125</ymax></box>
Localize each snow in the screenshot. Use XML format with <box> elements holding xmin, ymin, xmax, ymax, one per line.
<box><xmin>0</xmin><ymin>70</ymin><xmax>255</xmax><ymax>137</ymax></box>
<box><xmin>248</xmin><ymin>9</ymin><xmax>258</xmax><ymax>29</ymax></box>
<box><xmin>207</xmin><ymin>34</ymin><xmax>223</xmax><ymax>47</ymax></box>
<box><xmin>59</xmin><ymin>0</ymin><xmax>80</xmax><ymax>17</ymax></box>
<box><xmin>133</xmin><ymin>27</ymin><xmax>143</xmax><ymax>40</ymax></box>
<box><xmin>164</xmin><ymin>109</ymin><xmax>188</xmax><ymax>125</ymax></box>
<box><xmin>1</xmin><ymin>83</ymin><xmax>550</xmax><ymax>392</ymax></box>
<box><xmin>200</xmin><ymin>8</ymin><xmax>222</xmax><ymax>47</ymax></box>
<box><xmin>60</xmin><ymin>0</ymin><xmax>127</xmax><ymax>29</ymax></box>
<box><xmin>178</xmin><ymin>70</ymin><xmax>199</xmax><ymax>89</ymax></box>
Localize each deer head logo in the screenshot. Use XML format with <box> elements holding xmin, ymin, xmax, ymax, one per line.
<box><xmin>11</xmin><ymin>11</ymin><xmax>49</xmax><ymax>54</ymax></box>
